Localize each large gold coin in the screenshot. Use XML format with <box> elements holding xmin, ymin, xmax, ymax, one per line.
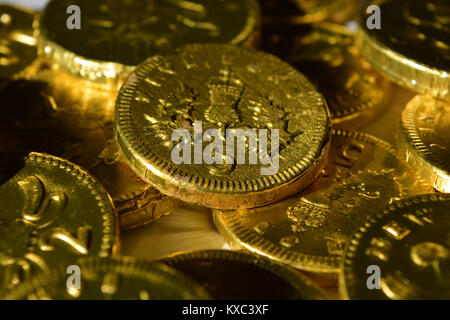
<box><xmin>398</xmin><ymin>95</ymin><xmax>450</xmax><ymax>193</ymax></box>
<box><xmin>287</xmin><ymin>23</ymin><xmax>393</xmax><ymax>129</ymax></box>
<box><xmin>0</xmin><ymin>71</ymin><xmax>178</xmax><ymax>230</ymax></box>
<box><xmin>0</xmin><ymin>5</ymin><xmax>38</xmax><ymax>79</ymax></box>
<box><xmin>38</xmin><ymin>0</ymin><xmax>261</xmax><ymax>86</ymax></box>
<box><xmin>3</xmin><ymin>256</ymin><xmax>209</xmax><ymax>299</ymax></box>
<box><xmin>158</xmin><ymin>250</ymin><xmax>325</xmax><ymax>299</ymax></box>
<box><xmin>115</xmin><ymin>43</ymin><xmax>331</xmax><ymax>209</ymax></box>
<box><xmin>340</xmin><ymin>194</ymin><xmax>450</xmax><ymax>300</ymax></box>
<box><xmin>0</xmin><ymin>152</ymin><xmax>119</xmax><ymax>293</ymax></box>
<box><xmin>214</xmin><ymin>130</ymin><xmax>433</xmax><ymax>273</ymax></box>
<box><xmin>357</xmin><ymin>0</ymin><xmax>450</xmax><ymax>100</ymax></box>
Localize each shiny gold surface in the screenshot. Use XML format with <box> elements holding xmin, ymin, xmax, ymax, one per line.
<box><xmin>341</xmin><ymin>194</ymin><xmax>450</xmax><ymax>300</ymax></box>
<box><xmin>287</xmin><ymin>23</ymin><xmax>393</xmax><ymax>128</ymax></box>
<box><xmin>0</xmin><ymin>152</ymin><xmax>119</xmax><ymax>293</ymax></box>
<box><xmin>3</xmin><ymin>256</ymin><xmax>210</xmax><ymax>299</ymax></box>
<box><xmin>1</xmin><ymin>69</ymin><xmax>178</xmax><ymax>230</ymax></box>
<box><xmin>88</xmin><ymin>138</ymin><xmax>181</xmax><ymax>230</ymax></box>
<box><xmin>116</xmin><ymin>43</ymin><xmax>331</xmax><ymax>209</ymax></box>
<box><xmin>38</xmin><ymin>0</ymin><xmax>261</xmax><ymax>87</ymax></box>
<box><xmin>357</xmin><ymin>0</ymin><xmax>450</xmax><ymax>100</ymax></box>
<box><xmin>0</xmin><ymin>5</ymin><xmax>38</xmax><ymax>79</ymax></box>
<box><xmin>213</xmin><ymin>130</ymin><xmax>433</xmax><ymax>273</ymax></box>
<box><xmin>398</xmin><ymin>95</ymin><xmax>450</xmax><ymax>193</ymax></box>
<box><xmin>1</xmin><ymin>0</ymin><xmax>445</xmax><ymax>301</ymax></box>
<box><xmin>158</xmin><ymin>249</ymin><xmax>325</xmax><ymax>299</ymax></box>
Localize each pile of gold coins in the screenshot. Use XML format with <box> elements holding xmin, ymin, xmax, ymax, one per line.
<box><xmin>0</xmin><ymin>0</ymin><xmax>448</xmax><ymax>300</ymax></box>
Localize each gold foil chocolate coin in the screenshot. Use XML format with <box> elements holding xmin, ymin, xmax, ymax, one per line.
<box><xmin>115</xmin><ymin>43</ymin><xmax>331</xmax><ymax>209</ymax></box>
<box><xmin>214</xmin><ymin>130</ymin><xmax>433</xmax><ymax>273</ymax></box>
<box><xmin>398</xmin><ymin>95</ymin><xmax>450</xmax><ymax>193</ymax></box>
<box><xmin>1</xmin><ymin>72</ymin><xmax>178</xmax><ymax>230</ymax></box>
<box><xmin>287</xmin><ymin>23</ymin><xmax>393</xmax><ymax>129</ymax></box>
<box><xmin>0</xmin><ymin>153</ymin><xmax>119</xmax><ymax>294</ymax></box>
<box><xmin>4</xmin><ymin>256</ymin><xmax>209</xmax><ymax>299</ymax></box>
<box><xmin>341</xmin><ymin>194</ymin><xmax>450</xmax><ymax>300</ymax></box>
<box><xmin>357</xmin><ymin>0</ymin><xmax>450</xmax><ymax>100</ymax></box>
<box><xmin>38</xmin><ymin>0</ymin><xmax>261</xmax><ymax>86</ymax></box>
<box><xmin>158</xmin><ymin>250</ymin><xmax>325</xmax><ymax>299</ymax></box>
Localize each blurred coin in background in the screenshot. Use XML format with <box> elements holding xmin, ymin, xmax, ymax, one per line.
<box><xmin>3</xmin><ymin>256</ymin><xmax>210</xmax><ymax>299</ymax></box>
<box><xmin>357</xmin><ymin>0</ymin><xmax>449</xmax><ymax>100</ymax></box>
<box><xmin>38</xmin><ymin>0</ymin><xmax>261</xmax><ymax>87</ymax></box>
<box><xmin>0</xmin><ymin>5</ymin><xmax>38</xmax><ymax>79</ymax></box>
<box><xmin>158</xmin><ymin>250</ymin><xmax>326</xmax><ymax>299</ymax></box>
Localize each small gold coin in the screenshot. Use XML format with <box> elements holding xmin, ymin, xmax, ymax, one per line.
<box><xmin>3</xmin><ymin>256</ymin><xmax>210</xmax><ymax>299</ymax></box>
<box><xmin>158</xmin><ymin>250</ymin><xmax>325</xmax><ymax>299</ymax></box>
<box><xmin>340</xmin><ymin>194</ymin><xmax>450</xmax><ymax>300</ymax></box>
<box><xmin>287</xmin><ymin>23</ymin><xmax>393</xmax><ymax>129</ymax></box>
<box><xmin>0</xmin><ymin>152</ymin><xmax>119</xmax><ymax>293</ymax></box>
<box><xmin>357</xmin><ymin>0</ymin><xmax>450</xmax><ymax>100</ymax></box>
<box><xmin>38</xmin><ymin>0</ymin><xmax>261</xmax><ymax>86</ymax></box>
<box><xmin>115</xmin><ymin>43</ymin><xmax>331</xmax><ymax>209</ymax></box>
<box><xmin>398</xmin><ymin>95</ymin><xmax>450</xmax><ymax>193</ymax></box>
<box><xmin>0</xmin><ymin>5</ymin><xmax>38</xmax><ymax>79</ymax></box>
<box><xmin>214</xmin><ymin>130</ymin><xmax>434</xmax><ymax>273</ymax></box>
<box><xmin>0</xmin><ymin>70</ymin><xmax>178</xmax><ymax>230</ymax></box>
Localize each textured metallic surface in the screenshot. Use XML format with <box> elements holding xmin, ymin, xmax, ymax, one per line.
<box><xmin>0</xmin><ymin>5</ymin><xmax>38</xmax><ymax>78</ymax></box>
<box><xmin>158</xmin><ymin>249</ymin><xmax>325</xmax><ymax>299</ymax></box>
<box><xmin>0</xmin><ymin>152</ymin><xmax>119</xmax><ymax>293</ymax></box>
<box><xmin>3</xmin><ymin>256</ymin><xmax>210</xmax><ymax>299</ymax></box>
<box><xmin>115</xmin><ymin>43</ymin><xmax>331</xmax><ymax>209</ymax></box>
<box><xmin>0</xmin><ymin>68</ymin><xmax>178</xmax><ymax>230</ymax></box>
<box><xmin>398</xmin><ymin>95</ymin><xmax>450</xmax><ymax>193</ymax></box>
<box><xmin>357</xmin><ymin>0</ymin><xmax>450</xmax><ymax>100</ymax></box>
<box><xmin>341</xmin><ymin>194</ymin><xmax>450</xmax><ymax>299</ymax></box>
<box><xmin>213</xmin><ymin>130</ymin><xmax>433</xmax><ymax>273</ymax></box>
<box><xmin>38</xmin><ymin>0</ymin><xmax>261</xmax><ymax>86</ymax></box>
<box><xmin>287</xmin><ymin>23</ymin><xmax>393</xmax><ymax>128</ymax></box>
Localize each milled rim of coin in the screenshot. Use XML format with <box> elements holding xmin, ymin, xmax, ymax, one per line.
<box><xmin>398</xmin><ymin>95</ymin><xmax>450</xmax><ymax>193</ymax></box>
<box><xmin>213</xmin><ymin>129</ymin><xmax>429</xmax><ymax>273</ymax></box>
<box><xmin>356</xmin><ymin>0</ymin><xmax>449</xmax><ymax>100</ymax></box>
<box><xmin>0</xmin><ymin>5</ymin><xmax>39</xmax><ymax>79</ymax></box>
<box><xmin>157</xmin><ymin>249</ymin><xmax>326</xmax><ymax>299</ymax></box>
<box><xmin>340</xmin><ymin>193</ymin><xmax>450</xmax><ymax>300</ymax></box>
<box><xmin>3</xmin><ymin>256</ymin><xmax>210</xmax><ymax>300</ymax></box>
<box><xmin>22</xmin><ymin>152</ymin><xmax>120</xmax><ymax>256</ymax></box>
<box><xmin>37</xmin><ymin>0</ymin><xmax>261</xmax><ymax>88</ymax></box>
<box><xmin>115</xmin><ymin>43</ymin><xmax>331</xmax><ymax>209</ymax></box>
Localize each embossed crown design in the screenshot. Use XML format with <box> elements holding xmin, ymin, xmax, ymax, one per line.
<box><xmin>207</xmin><ymin>70</ymin><xmax>245</xmax><ymax>106</ymax></box>
<box><xmin>203</xmin><ymin>70</ymin><xmax>244</xmax><ymax>127</ymax></box>
<box><xmin>287</xmin><ymin>199</ymin><xmax>329</xmax><ymax>233</ymax></box>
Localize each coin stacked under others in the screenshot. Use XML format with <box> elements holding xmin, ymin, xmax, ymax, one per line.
<box><xmin>0</xmin><ymin>0</ymin><xmax>448</xmax><ymax>300</ymax></box>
